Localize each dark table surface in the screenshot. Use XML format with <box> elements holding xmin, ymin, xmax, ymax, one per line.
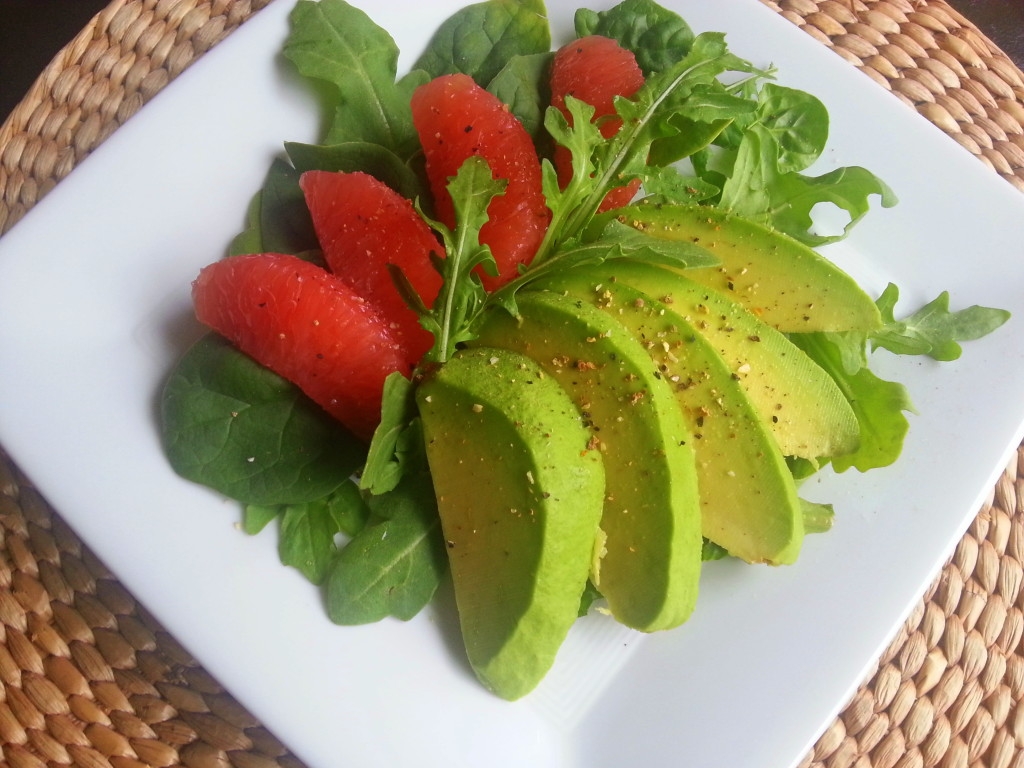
<box><xmin>1</xmin><ymin>0</ymin><xmax>1023</xmax><ymax>126</ymax></box>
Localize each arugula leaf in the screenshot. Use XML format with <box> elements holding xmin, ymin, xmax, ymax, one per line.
<box><xmin>489</xmin><ymin>217</ymin><xmax>719</xmax><ymax>319</ymax></box>
<box><xmin>629</xmin><ymin>32</ymin><xmax>765</xmax><ymax>121</ymax></box>
<box><xmin>790</xmin><ymin>332</ymin><xmax>914</xmax><ymax>473</ymax></box>
<box><xmin>871</xmin><ymin>283</ymin><xmax>1011</xmax><ymax>361</ymax></box>
<box><xmin>418</xmin><ymin>157</ymin><xmax>506</xmax><ymax>363</ymax></box>
<box><xmin>767</xmin><ymin>165</ymin><xmax>898</xmax><ymax>246</ymax></box>
<box><xmin>787</xmin><ymin>455</ymin><xmax>822</xmax><ymax>481</ymax></box>
<box><xmin>574</xmin><ymin>0</ymin><xmax>695</xmax><ymax>74</ymax></box>
<box><xmin>801</xmin><ymin>498</ymin><xmax>834</xmax><ymax>534</ymax></box>
<box><xmin>361</xmin><ymin>372</ymin><xmax>420</xmax><ymax>495</ymax></box>
<box><xmin>578</xmin><ymin>580</ymin><xmax>603</xmax><ymax>617</ymax></box>
<box><xmin>537</xmin><ymin>97</ymin><xmax>605</xmax><ymax>253</ymax></box>
<box><xmin>713</xmin><ymin>84</ymin><xmax>897</xmax><ymax>245</ymax></box>
<box><xmin>635</xmin><ymin>164</ymin><xmax>719</xmax><ymax>202</ymax></box>
<box><xmin>534</xmin><ymin>34</ymin><xmax>766</xmax><ymax>261</ymax></box>
<box><xmin>831</xmin><ymin>366</ymin><xmax>913</xmax><ymax>473</ymax></box>
<box><xmin>284</xmin><ymin>0</ymin><xmax>427</xmax><ymax>156</ymax></box>
<box><xmin>606</xmin><ymin>31</ymin><xmax>765</xmax><ymax>181</ymax></box>
<box><xmin>326</xmin><ymin>470</ymin><xmax>447</xmax><ymax>624</ymax></box>
<box><xmin>701</xmin><ymin>539</ymin><xmax>730</xmax><ymax>561</ymax></box>
<box><xmin>161</xmin><ymin>334</ymin><xmax>366</xmax><ymax>505</ymax></box>
<box><xmin>414</xmin><ymin>0</ymin><xmax>551</xmax><ymax>87</ymax></box>
<box><xmin>646</xmin><ymin>116</ymin><xmax>732</xmax><ymax>168</ymax></box>
<box><xmin>585</xmin><ymin>218</ymin><xmax>719</xmax><ymax>268</ymax></box>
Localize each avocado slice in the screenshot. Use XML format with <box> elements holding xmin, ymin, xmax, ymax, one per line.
<box><xmin>609</xmin><ymin>203</ymin><xmax>881</xmax><ymax>332</ymax></box>
<box><xmin>471</xmin><ymin>292</ymin><xmax>702</xmax><ymax>632</ymax></box>
<box><xmin>528</xmin><ymin>272</ymin><xmax>804</xmax><ymax>565</ymax></box>
<box><xmin>562</xmin><ymin>260</ymin><xmax>860</xmax><ymax>461</ymax></box>
<box><xmin>416</xmin><ymin>348</ymin><xmax>605</xmax><ymax>700</ymax></box>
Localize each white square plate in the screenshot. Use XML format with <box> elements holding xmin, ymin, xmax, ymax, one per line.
<box><xmin>2</xmin><ymin>1</ymin><xmax>1024</xmax><ymax>766</ymax></box>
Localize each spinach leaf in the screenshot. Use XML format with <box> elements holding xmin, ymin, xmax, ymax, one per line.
<box><xmin>228</xmin><ymin>158</ymin><xmax>318</xmax><ymax>257</ymax></box>
<box><xmin>284</xmin><ymin>0</ymin><xmax>427</xmax><ymax>156</ymax></box>
<box><xmin>646</xmin><ymin>116</ymin><xmax>731</xmax><ymax>168</ymax></box>
<box><xmin>229</xmin><ymin>193</ymin><xmax>263</xmax><ymax>258</ymax></box>
<box><xmin>278</xmin><ymin>503</ymin><xmax>339</xmax><ymax>584</ymax></box>
<box><xmin>414</xmin><ymin>0</ymin><xmax>551</xmax><ymax>86</ymax></box>
<box><xmin>751</xmin><ymin>83</ymin><xmax>829</xmax><ymax>173</ymax></box>
<box><xmin>326</xmin><ymin>470</ymin><xmax>447</xmax><ymax>624</ymax></box>
<box><xmin>280</xmin><ymin>500</ymin><xmax>345</xmax><ymax>584</ymax></box>
<box><xmin>574</xmin><ymin>0</ymin><xmax>694</xmax><ymax>74</ymax></box>
<box><xmin>326</xmin><ymin>479</ymin><xmax>375</xmax><ymax>537</ymax></box>
<box><xmin>487</xmin><ymin>52</ymin><xmax>554</xmax><ymax>142</ymax></box>
<box><xmin>161</xmin><ymin>334</ymin><xmax>366</xmax><ymax>505</ymax></box>
<box><xmin>245</xmin><ymin>481</ymin><xmax>371</xmax><ymax>585</ymax></box>
<box><xmin>278</xmin><ymin>481</ymin><xmax>371</xmax><ymax>584</ymax></box>
<box><xmin>285</xmin><ymin>140</ymin><xmax>427</xmax><ymax>202</ymax></box>
<box><xmin>870</xmin><ymin>283</ymin><xmax>1011</xmax><ymax>361</ymax></box>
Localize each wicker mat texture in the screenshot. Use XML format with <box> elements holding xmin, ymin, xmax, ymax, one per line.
<box><xmin>0</xmin><ymin>1</ymin><xmax>1022</xmax><ymax>767</ymax></box>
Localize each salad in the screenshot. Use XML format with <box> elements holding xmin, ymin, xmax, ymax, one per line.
<box><xmin>159</xmin><ymin>0</ymin><xmax>1009</xmax><ymax>699</ymax></box>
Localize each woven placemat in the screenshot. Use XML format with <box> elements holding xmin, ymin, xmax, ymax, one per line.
<box><xmin>1</xmin><ymin>1</ymin><xmax>1022</xmax><ymax>766</ymax></box>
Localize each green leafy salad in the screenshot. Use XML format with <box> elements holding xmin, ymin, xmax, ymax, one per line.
<box><xmin>160</xmin><ymin>0</ymin><xmax>1010</xmax><ymax>699</ymax></box>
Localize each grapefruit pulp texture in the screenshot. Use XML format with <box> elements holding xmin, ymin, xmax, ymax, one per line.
<box><xmin>192</xmin><ymin>253</ymin><xmax>412</xmax><ymax>441</ymax></box>
<box><xmin>411</xmin><ymin>74</ymin><xmax>551</xmax><ymax>290</ymax></box>
<box><xmin>300</xmin><ymin>170</ymin><xmax>441</xmax><ymax>365</ymax></box>
<box><xmin>549</xmin><ymin>35</ymin><xmax>645</xmax><ymax>211</ymax></box>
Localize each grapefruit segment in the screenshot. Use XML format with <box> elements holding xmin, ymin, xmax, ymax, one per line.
<box><xmin>300</xmin><ymin>170</ymin><xmax>440</xmax><ymax>364</ymax></box>
<box><xmin>192</xmin><ymin>253</ymin><xmax>412</xmax><ymax>441</ymax></box>
<box><xmin>550</xmin><ymin>35</ymin><xmax>645</xmax><ymax>212</ymax></box>
<box><xmin>411</xmin><ymin>74</ymin><xmax>550</xmax><ymax>290</ymax></box>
